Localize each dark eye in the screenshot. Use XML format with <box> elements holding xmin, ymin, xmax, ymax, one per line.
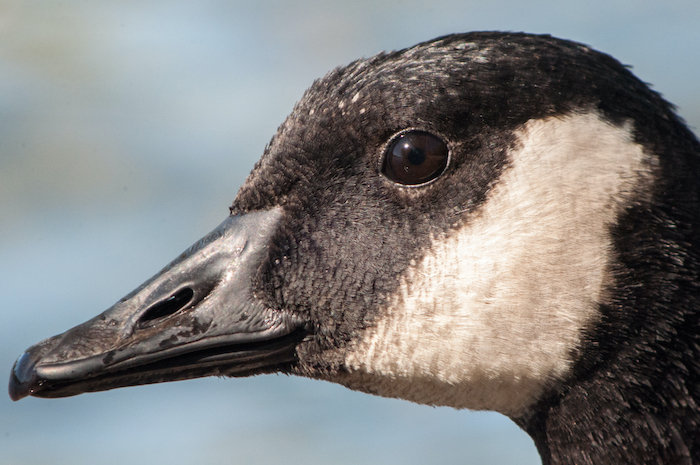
<box><xmin>382</xmin><ymin>131</ymin><xmax>449</xmax><ymax>185</ymax></box>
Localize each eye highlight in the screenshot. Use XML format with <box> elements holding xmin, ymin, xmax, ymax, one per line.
<box><xmin>381</xmin><ymin>130</ymin><xmax>449</xmax><ymax>186</ymax></box>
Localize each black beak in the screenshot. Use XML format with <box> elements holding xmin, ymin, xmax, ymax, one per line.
<box><xmin>9</xmin><ymin>207</ymin><xmax>306</xmax><ymax>401</ymax></box>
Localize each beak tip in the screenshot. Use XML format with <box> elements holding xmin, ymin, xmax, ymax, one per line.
<box><xmin>8</xmin><ymin>352</ymin><xmax>38</xmax><ymax>401</ymax></box>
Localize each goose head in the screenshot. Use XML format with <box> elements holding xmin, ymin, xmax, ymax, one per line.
<box><xmin>9</xmin><ymin>32</ymin><xmax>700</xmax><ymax>464</ymax></box>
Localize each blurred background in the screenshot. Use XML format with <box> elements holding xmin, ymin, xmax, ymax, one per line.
<box><xmin>1</xmin><ymin>1</ymin><xmax>698</xmax><ymax>464</ymax></box>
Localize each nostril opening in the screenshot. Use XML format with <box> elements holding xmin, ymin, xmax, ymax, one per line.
<box><xmin>139</xmin><ymin>287</ymin><xmax>195</xmax><ymax>324</ymax></box>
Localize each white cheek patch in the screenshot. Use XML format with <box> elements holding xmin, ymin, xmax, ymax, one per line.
<box><xmin>340</xmin><ymin>112</ymin><xmax>654</xmax><ymax>417</ymax></box>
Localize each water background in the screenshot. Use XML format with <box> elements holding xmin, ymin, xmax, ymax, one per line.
<box><xmin>2</xmin><ymin>1</ymin><xmax>699</xmax><ymax>464</ymax></box>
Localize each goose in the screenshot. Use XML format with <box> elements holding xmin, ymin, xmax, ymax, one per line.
<box><xmin>8</xmin><ymin>32</ymin><xmax>700</xmax><ymax>464</ymax></box>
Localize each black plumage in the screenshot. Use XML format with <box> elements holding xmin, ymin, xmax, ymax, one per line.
<box><xmin>10</xmin><ymin>32</ymin><xmax>700</xmax><ymax>464</ymax></box>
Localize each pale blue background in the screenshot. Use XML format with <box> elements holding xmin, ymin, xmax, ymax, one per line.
<box><xmin>1</xmin><ymin>1</ymin><xmax>699</xmax><ymax>464</ymax></box>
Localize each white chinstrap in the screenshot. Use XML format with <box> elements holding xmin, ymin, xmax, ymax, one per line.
<box><xmin>341</xmin><ymin>111</ymin><xmax>654</xmax><ymax>417</ymax></box>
